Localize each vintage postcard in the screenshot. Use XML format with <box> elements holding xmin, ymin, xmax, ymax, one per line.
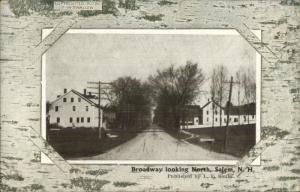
<box><xmin>1</xmin><ymin>0</ymin><xmax>299</xmax><ymax>192</ymax></box>
<box><xmin>41</xmin><ymin>29</ymin><xmax>260</xmax><ymax>165</ymax></box>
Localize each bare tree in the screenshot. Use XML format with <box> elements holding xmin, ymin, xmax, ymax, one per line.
<box><xmin>235</xmin><ymin>69</ymin><xmax>242</xmax><ymax>125</ymax></box>
<box><xmin>249</xmin><ymin>68</ymin><xmax>256</xmax><ymax>103</ymax></box>
<box><xmin>215</xmin><ymin>65</ymin><xmax>228</xmax><ymax>128</ymax></box>
<box><xmin>150</xmin><ymin>61</ymin><xmax>205</xmax><ymax>131</ymax></box>
<box><xmin>109</xmin><ymin>77</ymin><xmax>153</xmax><ymax>131</ymax></box>
<box><xmin>210</xmin><ymin>69</ymin><xmax>217</xmax><ymax>128</ymax></box>
<box><xmin>241</xmin><ymin>67</ymin><xmax>256</xmax><ymax>124</ymax></box>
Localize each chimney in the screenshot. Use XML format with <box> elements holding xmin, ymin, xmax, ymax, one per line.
<box><xmin>64</xmin><ymin>88</ymin><xmax>67</xmax><ymax>94</ymax></box>
<box><xmin>84</xmin><ymin>89</ymin><xmax>87</xmax><ymax>95</ymax></box>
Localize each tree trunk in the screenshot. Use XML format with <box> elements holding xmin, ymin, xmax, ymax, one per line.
<box><xmin>212</xmin><ymin>103</ymin><xmax>215</xmax><ymax>128</ymax></box>
<box><xmin>219</xmin><ymin>104</ymin><xmax>222</xmax><ymax>128</ymax></box>
<box><xmin>248</xmin><ymin>105</ymin><xmax>250</xmax><ymax>124</ymax></box>
<box><xmin>211</xmin><ymin>103</ymin><xmax>215</xmax><ymax>138</ymax></box>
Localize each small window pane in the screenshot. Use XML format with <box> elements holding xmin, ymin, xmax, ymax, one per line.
<box><xmin>81</xmin><ymin>117</ymin><xmax>84</xmax><ymax>123</ymax></box>
<box><xmin>87</xmin><ymin>117</ymin><xmax>90</xmax><ymax>123</ymax></box>
<box><xmin>71</xmin><ymin>98</ymin><xmax>74</xmax><ymax>102</ymax></box>
<box><xmin>70</xmin><ymin>117</ymin><xmax>73</xmax><ymax>123</ymax></box>
<box><xmin>77</xmin><ymin>117</ymin><xmax>80</xmax><ymax>123</ymax></box>
<box><xmin>63</xmin><ymin>98</ymin><xmax>67</xmax><ymax>102</ymax></box>
<box><xmin>73</xmin><ymin>106</ymin><xmax>76</xmax><ymax>111</ymax></box>
<box><xmin>57</xmin><ymin>117</ymin><xmax>60</xmax><ymax>123</ymax></box>
<box><xmin>55</xmin><ymin>106</ymin><xmax>58</xmax><ymax>112</ymax></box>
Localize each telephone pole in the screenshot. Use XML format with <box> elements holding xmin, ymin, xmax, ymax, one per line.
<box><xmin>87</xmin><ymin>81</ymin><xmax>112</xmax><ymax>139</ymax></box>
<box><xmin>223</xmin><ymin>76</ymin><xmax>239</xmax><ymax>151</ymax></box>
<box><xmin>98</xmin><ymin>81</ymin><xmax>101</xmax><ymax>137</ymax></box>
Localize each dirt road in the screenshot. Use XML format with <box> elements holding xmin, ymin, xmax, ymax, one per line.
<box><xmin>78</xmin><ymin>125</ymin><xmax>237</xmax><ymax>160</ymax></box>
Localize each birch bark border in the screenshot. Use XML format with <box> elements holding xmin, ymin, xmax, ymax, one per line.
<box><xmin>27</xmin><ymin>13</ymin><xmax>290</xmax><ymax>178</ymax></box>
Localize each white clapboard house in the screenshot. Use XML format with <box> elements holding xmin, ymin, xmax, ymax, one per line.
<box><xmin>48</xmin><ymin>89</ymin><xmax>103</xmax><ymax>128</ymax></box>
<box><xmin>180</xmin><ymin>100</ymin><xmax>256</xmax><ymax>129</ymax></box>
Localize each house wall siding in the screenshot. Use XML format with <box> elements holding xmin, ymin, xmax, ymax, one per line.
<box><xmin>181</xmin><ymin>102</ymin><xmax>256</xmax><ymax>129</ymax></box>
<box><xmin>49</xmin><ymin>91</ymin><xmax>99</xmax><ymax>128</ymax></box>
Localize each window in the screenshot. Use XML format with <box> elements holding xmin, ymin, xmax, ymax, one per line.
<box><xmin>244</xmin><ymin>116</ymin><xmax>246</xmax><ymax>121</ymax></box>
<box><xmin>207</xmin><ymin>117</ymin><xmax>209</xmax><ymax>122</ymax></box>
<box><xmin>252</xmin><ymin>115</ymin><xmax>255</xmax><ymax>119</ymax></box>
<box><xmin>81</xmin><ymin>117</ymin><xmax>84</xmax><ymax>123</ymax></box>
<box><xmin>87</xmin><ymin>117</ymin><xmax>90</xmax><ymax>123</ymax></box>
<box><xmin>70</xmin><ymin>117</ymin><xmax>73</xmax><ymax>123</ymax></box>
<box><xmin>57</xmin><ymin>117</ymin><xmax>60</xmax><ymax>123</ymax></box>
<box><xmin>215</xmin><ymin>110</ymin><xmax>218</xmax><ymax>115</ymax></box>
<box><xmin>63</xmin><ymin>98</ymin><xmax>67</xmax><ymax>102</ymax></box>
<box><xmin>71</xmin><ymin>98</ymin><xmax>74</xmax><ymax>102</ymax></box>
<box><xmin>234</xmin><ymin>118</ymin><xmax>238</xmax><ymax>122</ymax></box>
<box><xmin>78</xmin><ymin>98</ymin><xmax>81</xmax><ymax>102</ymax></box>
<box><xmin>73</xmin><ymin>106</ymin><xmax>76</xmax><ymax>111</ymax></box>
<box><xmin>55</xmin><ymin>106</ymin><xmax>58</xmax><ymax>112</ymax></box>
<box><xmin>86</xmin><ymin>106</ymin><xmax>89</xmax><ymax>112</ymax></box>
<box><xmin>77</xmin><ymin>117</ymin><xmax>80</xmax><ymax>123</ymax></box>
<box><xmin>207</xmin><ymin>111</ymin><xmax>209</xmax><ymax>115</ymax></box>
<box><xmin>215</xmin><ymin>118</ymin><xmax>218</xmax><ymax>122</ymax></box>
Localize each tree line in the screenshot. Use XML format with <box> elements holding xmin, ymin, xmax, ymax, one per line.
<box><xmin>210</xmin><ymin>65</ymin><xmax>256</xmax><ymax>128</ymax></box>
<box><xmin>105</xmin><ymin>61</ymin><xmax>255</xmax><ymax>132</ymax></box>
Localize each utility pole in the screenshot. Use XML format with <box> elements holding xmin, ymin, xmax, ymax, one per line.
<box><xmin>98</xmin><ymin>81</ymin><xmax>102</xmax><ymax>138</ymax></box>
<box><xmin>223</xmin><ymin>76</ymin><xmax>239</xmax><ymax>151</ymax></box>
<box><xmin>87</xmin><ymin>81</ymin><xmax>112</xmax><ymax>140</ymax></box>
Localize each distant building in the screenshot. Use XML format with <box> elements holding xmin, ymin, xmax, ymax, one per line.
<box><xmin>102</xmin><ymin>106</ymin><xmax>117</xmax><ymax>130</ymax></box>
<box><xmin>48</xmin><ymin>89</ymin><xmax>103</xmax><ymax>129</ymax></box>
<box><xmin>179</xmin><ymin>105</ymin><xmax>202</xmax><ymax>129</ymax></box>
<box><xmin>180</xmin><ymin>100</ymin><xmax>256</xmax><ymax>129</ymax></box>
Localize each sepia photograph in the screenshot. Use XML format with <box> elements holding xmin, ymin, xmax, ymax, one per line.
<box><xmin>42</xmin><ymin>29</ymin><xmax>260</xmax><ymax>163</ymax></box>
<box><xmin>2</xmin><ymin>0</ymin><xmax>300</xmax><ymax>191</ymax></box>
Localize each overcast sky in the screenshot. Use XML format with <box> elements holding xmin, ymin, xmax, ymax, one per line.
<box><xmin>46</xmin><ymin>32</ymin><xmax>256</xmax><ymax>104</ymax></box>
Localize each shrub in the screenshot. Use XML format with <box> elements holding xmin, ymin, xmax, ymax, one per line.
<box><xmin>158</xmin><ymin>0</ymin><xmax>177</xmax><ymax>6</ymax></box>
<box><xmin>142</xmin><ymin>14</ymin><xmax>164</xmax><ymax>22</ymax></box>
<box><xmin>113</xmin><ymin>181</ymin><xmax>137</xmax><ymax>187</ymax></box>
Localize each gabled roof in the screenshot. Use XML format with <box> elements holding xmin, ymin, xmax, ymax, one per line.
<box><xmin>201</xmin><ymin>100</ymin><xmax>256</xmax><ymax>115</ymax></box>
<box><xmin>181</xmin><ymin>105</ymin><xmax>202</xmax><ymax>117</ymax></box>
<box><xmin>201</xmin><ymin>100</ymin><xmax>224</xmax><ymax>110</ymax></box>
<box><xmin>50</xmin><ymin>89</ymin><xmax>98</xmax><ymax>107</ymax></box>
<box><xmin>225</xmin><ymin>103</ymin><xmax>256</xmax><ymax>115</ymax></box>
